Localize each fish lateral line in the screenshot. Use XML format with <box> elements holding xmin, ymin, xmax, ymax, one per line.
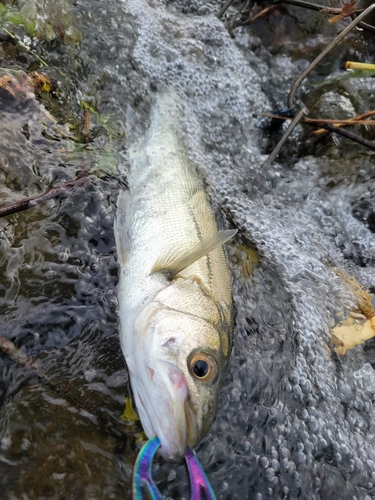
<box><xmin>150</xmin><ymin>229</ymin><xmax>237</xmax><ymax>280</ymax></box>
<box><xmin>150</xmin><ymin>300</ymin><xmax>222</xmax><ymax>328</ymax></box>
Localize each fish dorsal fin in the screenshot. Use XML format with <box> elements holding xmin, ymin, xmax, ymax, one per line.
<box><xmin>151</xmin><ymin>229</ymin><xmax>237</xmax><ymax>279</ymax></box>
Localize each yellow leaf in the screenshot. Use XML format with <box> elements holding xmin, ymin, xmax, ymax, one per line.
<box><xmin>331</xmin><ymin>316</ymin><xmax>375</xmax><ymax>355</ymax></box>
<box><xmin>120</xmin><ymin>396</ymin><xmax>140</xmax><ymax>424</ymax></box>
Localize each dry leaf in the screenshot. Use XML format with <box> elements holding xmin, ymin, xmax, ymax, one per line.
<box><xmin>327</xmin><ymin>2</ymin><xmax>357</xmax><ymax>24</ymax></box>
<box><xmin>30</xmin><ymin>71</ymin><xmax>53</xmax><ymax>94</ymax></box>
<box><xmin>331</xmin><ymin>316</ymin><xmax>375</xmax><ymax>355</ymax></box>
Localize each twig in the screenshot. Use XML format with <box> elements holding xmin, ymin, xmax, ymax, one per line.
<box><xmin>280</xmin><ymin>0</ymin><xmax>364</xmax><ymax>15</ymax></box>
<box><xmin>287</xmin><ymin>3</ymin><xmax>375</xmax><ymax>109</ymax></box>
<box><xmin>0</xmin><ymin>335</ymin><xmax>69</xmax><ymax>395</ymax></box>
<box><xmin>83</xmin><ymin>109</ymin><xmax>90</xmax><ymax>143</ymax></box>
<box><xmin>308</xmin><ymin>108</ymin><xmax>375</xmax><ymax>135</ymax></box>
<box><xmin>311</xmin><ymin>115</ymin><xmax>375</xmax><ymax>136</ymax></box>
<box><xmin>262</xmin><ymin>109</ymin><xmax>375</xmax><ymax>126</ymax></box>
<box><xmin>280</xmin><ymin>0</ymin><xmax>375</xmax><ymax>32</ymax></box>
<box><xmin>285</xmin><ymin>109</ymin><xmax>375</xmax><ymax>122</ymax></box>
<box><xmin>311</xmin><ymin>119</ymin><xmax>375</xmax><ymax>127</ymax></box>
<box><xmin>243</xmin><ymin>4</ymin><xmax>278</xmax><ymax>24</ymax></box>
<box><xmin>0</xmin><ymin>173</ymin><xmax>90</xmax><ymax>218</ymax></box>
<box><xmin>262</xmin><ymin>112</ymin><xmax>375</xmax><ymax>151</ymax></box>
<box><xmin>0</xmin><ymin>336</ymin><xmax>31</xmax><ymax>367</ymax></box>
<box><xmin>309</xmin><ymin>122</ymin><xmax>375</xmax><ymax>152</ymax></box>
<box><xmin>359</xmin><ymin>21</ymin><xmax>375</xmax><ymax>34</ymax></box>
<box><xmin>258</xmin><ymin>104</ymin><xmax>375</xmax><ymax>170</ymax></box>
<box><xmin>261</xmin><ymin>108</ymin><xmax>305</xmax><ymax>169</ymax></box>
<box><xmin>262</xmin><ymin>110</ymin><xmax>375</xmax><ymax>139</ymax></box>
<box><xmin>217</xmin><ymin>0</ymin><xmax>236</xmax><ymax>18</ymax></box>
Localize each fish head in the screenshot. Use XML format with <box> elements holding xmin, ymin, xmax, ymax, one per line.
<box><xmin>129</xmin><ymin>297</ymin><xmax>229</xmax><ymax>462</ymax></box>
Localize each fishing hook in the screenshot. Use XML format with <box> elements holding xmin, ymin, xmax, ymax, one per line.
<box><xmin>132</xmin><ymin>437</ymin><xmax>217</xmax><ymax>500</ymax></box>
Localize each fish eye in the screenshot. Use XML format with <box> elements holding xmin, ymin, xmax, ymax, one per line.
<box><xmin>194</xmin><ymin>359</ymin><xmax>209</xmax><ymax>377</ymax></box>
<box><xmin>188</xmin><ymin>351</ymin><xmax>218</xmax><ymax>383</ymax></box>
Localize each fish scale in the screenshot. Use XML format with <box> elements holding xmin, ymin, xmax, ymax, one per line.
<box><xmin>118</xmin><ymin>94</ymin><xmax>232</xmax><ymax>318</ymax></box>
<box><xmin>115</xmin><ymin>91</ymin><xmax>235</xmax><ymax>461</ymax></box>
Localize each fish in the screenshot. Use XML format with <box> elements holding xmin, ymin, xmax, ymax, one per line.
<box><xmin>114</xmin><ymin>91</ymin><xmax>236</xmax><ymax>462</ymax></box>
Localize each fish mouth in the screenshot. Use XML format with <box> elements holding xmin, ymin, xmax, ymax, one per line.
<box><xmin>184</xmin><ymin>399</ymin><xmax>199</xmax><ymax>449</ymax></box>
<box><xmin>130</xmin><ymin>362</ymin><xmax>199</xmax><ymax>462</ymax></box>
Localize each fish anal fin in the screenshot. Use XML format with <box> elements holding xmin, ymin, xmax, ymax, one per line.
<box><xmin>151</xmin><ymin>229</ymin><xmax>237</xmax><ymax>279</ymax></box>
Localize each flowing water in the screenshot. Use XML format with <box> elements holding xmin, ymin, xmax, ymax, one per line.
<box><xmin>1</xmin><ymin>0</ymin><xmax>375</xmax><ymax>498</ymax></box>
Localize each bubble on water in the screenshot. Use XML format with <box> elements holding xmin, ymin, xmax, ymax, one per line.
<box><xmin>220</xmin><ymin>481</ymin><xmax>228</xmax><ymax>492</ymax></box>
<box><xmin>353</xmin><ymin>363</ymin><xmax>375</xmax><ymax>395</ymax></box>
<box><xmin>84</xmin><ymin>369</ymin><xmax>97</xmax><ymax>382</ymax></box>
<box><xmin>265</xmin><ymin>467</ymin><xmax>275</xmax><ymax>481</ymax></box>
<box><xmin>59</xmin><ymin>251</ymin><xmax>70</xmax><ymax>262</ymax></box>
<box><xmin>53</xmin><ymin>472</ymin><xmax>66</xmax><ymax>480</ymax></box>
<box><xmin>167</xmin><ymin>469</ymin><xmax>176</xmax><ymax>481</ymax></box>
<box><xmin>0</xmin><ymin>436</ymin><xmax>11</xmax><ymax>451</ymax></box>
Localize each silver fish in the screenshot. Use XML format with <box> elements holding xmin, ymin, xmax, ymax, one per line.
<box><xmin>114</xmin><ymin>92</ymin><xmax>235</xmax><ymax>462</ymax></box>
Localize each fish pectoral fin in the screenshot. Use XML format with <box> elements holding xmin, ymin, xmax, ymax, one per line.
<box><xmin>151</xmin><ymin>229</ymin><xmax>237</xmax><ymax>279</ymax></box>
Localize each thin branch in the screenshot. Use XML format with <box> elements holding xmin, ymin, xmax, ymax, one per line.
<box><xmin>280</xmin><ymin>0</ymin><xmax>375</xmax><ymax>32</ymax></box>
<box><xmin>253</xmin><ymin>104</ymin><xmax>375</xmax><ymax>170</ymax></box>
<box><xmin>217</xmin><ymin>0</ymin><xmax>236</xmax><ymax>18</ymax></box>
<box><xmin>83</xmin><ymin>109</ymin><xmax>90</xmax><ymax>143</ymax></box>
<box><xmin>262</xmin><ymin>110</ymin><xmax>375</xmax><ymax>140</ymax></box>
<box><xmin>311</xmin><ymin>119</ymin><xmax>375</xmax><ymax>127</ymax></box>
<box><xmin>261</xmin><ymin>108</ymin><xmax>305</xmax><ymax>169</ymax></box>
<box><xmin>359</xmin><ymin>20</ymin><xmax>375</xmax><ymax>33</ymax></box>
<box><xmin>266</xmin><ymin>115</ymin><xmax>375</xmax><ymax>128</ymax></box>
<box><xmin>287</xmin><ymin>3</ymin><xmax>375</xmax><ymax>109</ymax></box>
<box><xmin>0</xmin><ymin>335</ymin><xmax>71</xmax><ymax>396</ymax></box>
<box><xmin>262</xmin><ymin>109</ymin><xmax>375</xmax><ymax>126</ymax></box>
<box><xmin>311</xmin><ymin>109</ymin><xmax>375</xmax><ymax>135</ymax></box>
<box><xmin>243</xmin><ymin>4</ymin><xmax>278</xmax><ymax>24</ymax></box>
<box><xmin>262</xmin><ymin>111</ymin><xmax>375</xmax><ymax>151</ymax></box>
<box><xmin>0</xmin><ymin>336</ymin><xmax>31</xmax><ymax>367</ymax></box>
<box><xmin>280</xmin><ymin>0</ymin><xmax>364</xmax><ymax>15</ymax></box>
<box><xmin>0</xmin><ymin>173</ymin><xmax>90</xmax><ymax>218</ymax></box>
<box><xmin>309</xmin><ymin>122</ymin><xmax>375</xmax><ymax>152</ymax></box>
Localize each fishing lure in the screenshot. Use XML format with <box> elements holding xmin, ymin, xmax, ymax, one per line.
<box><xmin>132</xmin><ymin>437</ymin><xmax>216</xmax><ymax>500</ymax></box>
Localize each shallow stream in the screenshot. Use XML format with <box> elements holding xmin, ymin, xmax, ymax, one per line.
<box><xmin>1</xmin><ymin>1</ymin><xmax>375</xmax><ymax>499</ymax></box>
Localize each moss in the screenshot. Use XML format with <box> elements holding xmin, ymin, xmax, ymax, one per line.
<box><xmin>0</xmin><ymin>0</ymin><xmax>81</xmax><ymax>43</ymax></box>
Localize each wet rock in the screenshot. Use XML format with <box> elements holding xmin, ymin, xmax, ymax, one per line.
<box><xmin>13</xmin><ymin>0</ymin><xmax>82</xmax><ymax>43</ymax></box>
<box><xmin>315</xmin><ymin>91</ymin><xmax>356</xmax><ymax>120</ymax></box>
